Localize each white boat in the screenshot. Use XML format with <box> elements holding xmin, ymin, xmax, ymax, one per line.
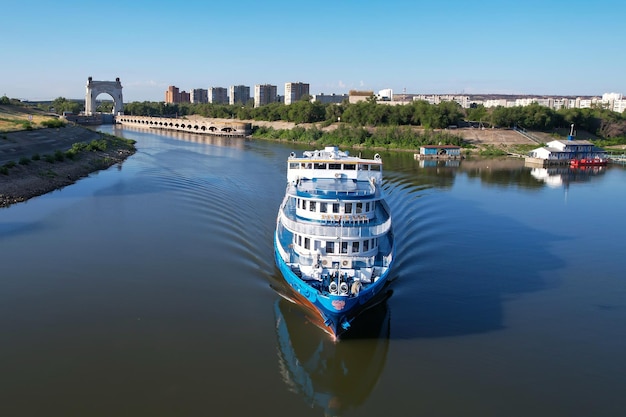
<box><xmin>274</xmin><ymin>146</ymin><xmax>395</xmax><ymax>339</ymax></box>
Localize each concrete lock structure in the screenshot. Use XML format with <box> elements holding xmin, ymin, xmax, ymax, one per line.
<box><xmin>85</xmin><ymin>77</ymin><xmax>123</xmax><ymax>115</ymax></box>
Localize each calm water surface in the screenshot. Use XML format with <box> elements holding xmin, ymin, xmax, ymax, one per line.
<box><xmin>1</xmin><ymin>125</ymin><xmax>625</xmax><ymax>416</ymax></box>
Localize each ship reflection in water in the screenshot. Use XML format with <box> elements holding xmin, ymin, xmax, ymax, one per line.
<box><xmin>273</xmin><ymin>295</ymin><xmax>391</xmax><ymax>416</ymax></box>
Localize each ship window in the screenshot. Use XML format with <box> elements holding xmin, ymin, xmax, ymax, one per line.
<box><xmin>371</xmin><ymin>239</ymin><xmax>375</xmax><ymax>249</ymax></box>
<box><xmin>329</xmin><ymin>163</ymin><xmax>341</xmax><ymax>170</ymax></box>
<box><xmin>332</xmin><ymin>203</ymin><xmax>340</xmax><ymax>213</ymax></box>
<box><xmin>298</xmin><ymin>235</ymin><xmax>302</xmax><ymax>246</ymax></box>
<box><xmin>359</xmin><ymin>164</ymin><xmax>369</xmax><ymax>171</ymax></box>
<box><xmin>371</xmin><ymin>164</ymin><xmax>381</xmax><ymax>171</ymax></box>
<box><xmin>326</xmin><ymin>241</ymin><xmax>335</xmax><ymax>254</ymax></box>
<box><xmin>314</xmin><ymin>162</ymin><xmax>327</xmax><ymax>169</ymax></box>
<box><xmin>304</xmin><ymin>238</ymin><xmax>310</xmax><ymax>250</ymax></box>
<box><xmin>320</xmin><ymin>202</ymin><xmax>327</xmax><ymax>213</ymax></box>
<box><xmin>309</xmin><ymin>201</ymin><xmax>316</xmax><ymax>211</ymax></box>
<box><xmin>356</xmin><ymin>202</ymin><xmax>363</xmax><ymax>213</ymax></box>
<box><xmin>352</xmin><ymin>241</ymin><xmax>359</xmax><ymax>253</ymax></box>
<box><xmin>365</xmin><ymin>202</ymin><xmax>370</xmax><ymax>212</ymax></box>
<box><xmin>345</xmin><ymin>203</ymin><xmax>352</xmax><ymax>214</ymax></box>
<box><xmin>290</xmin><ymin>162</ymin><xmax>299</xmax><ymax>169</ymax></box>
<box><xmin>364</xmin><ymin>240</ymin><xmax>369</xmax><ymax>251</ymax></box>
<box><xmin>341</xmin><ymin>242</ymin><xmax>348</xmax><ymax>254</ymax></box>
<box><xmin>344</xmin><ymin>164</ymin><xmax>356</xmax><ymax>170</ymax></box>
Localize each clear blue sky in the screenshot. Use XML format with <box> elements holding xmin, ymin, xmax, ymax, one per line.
<box><xmin>2</xmin><ymin>0</ymin><xmax>624</xmax><ymax>102</ymax></box>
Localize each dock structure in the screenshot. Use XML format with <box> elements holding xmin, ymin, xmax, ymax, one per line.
<box><xmin>115</xmin><ymin>115</ymin><xmax>251</xmax><ymax>137</ymax></box>
<box><xmin>414</xmin><ymin>145</ymin><xmax>462</xmax><ymax>160</ymax></box>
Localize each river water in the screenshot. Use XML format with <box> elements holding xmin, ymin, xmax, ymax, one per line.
<box><xmin>1</xmin><ymin>125</ymin><xmax>625</xmax><ymax>417</ymax></box>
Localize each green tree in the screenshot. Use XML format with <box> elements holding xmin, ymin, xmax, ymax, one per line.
<box><xmin>96</xmin><ymin>101</ymin><xmax>114</xmax><ymax>113</ymax></box>
<box><xmin>466</xmin><ymin>104</ymin><xmax>488</xmax><ymax>124</ymax></box>
<box><xmin>51</xmin><ymin>97</ymin><xmax>83</xmax><ymax>115</ymax></box>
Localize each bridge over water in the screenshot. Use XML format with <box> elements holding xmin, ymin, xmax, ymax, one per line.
<box><xmin>115</xmin><ymin>115</ymin><xmax>251</xmax><ymax>137</ymax></box>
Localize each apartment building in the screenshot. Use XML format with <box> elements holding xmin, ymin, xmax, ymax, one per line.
<box><xmin>284</xmin><ymin>82</ymin><xmax>310</xmax><ymax>105</ymax></box>
<box><xmin>229</xmin><ymin>85</ymin><xmax>250</xmax><ymax>105</ymax></box>
<box><xmin>165</xmin><ymin>85</ymin><xmax>190</xmax><ymax>104</ymax></box>
<box><xmin>254</xmin><ymin>84</ymin><xmax>278</xmax><ymax>107</ymax></box>
<box><xmin>190</xmin><ymin>88</ymin><xmax>208</xmax><ymax>104</ymax></box>
<box><xmin>209</xmin><ymin>87</ymin><xmax>228</xmax><ymax>104</ymax></box>
<box><xmin>310</xmin><ymin>93</ymin><xmax>349</xmax><ymax>104</ymax></box>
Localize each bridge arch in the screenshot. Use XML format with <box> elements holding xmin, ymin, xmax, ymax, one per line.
<box><xmin>85</xmin><ymin>77</ymin><xmax>123</xmax><ymax>115</ymax></box>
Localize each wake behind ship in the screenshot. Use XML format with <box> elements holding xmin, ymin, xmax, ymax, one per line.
<box><xmin>274</xmin><ymin>146</ymin><xmax>394</xmax><ymax>339</ymax></box>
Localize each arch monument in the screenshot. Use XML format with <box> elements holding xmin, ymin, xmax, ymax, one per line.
<box><xmin>85</xmin><ymin>77</ymin><xmax>123</xmax><ymax>115</ymax></box>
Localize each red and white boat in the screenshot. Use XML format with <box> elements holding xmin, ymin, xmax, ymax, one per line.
<box><xmin>570</xmin><ymin>157</ymin><xmax>607</xmax><ymax>167</ymax></box>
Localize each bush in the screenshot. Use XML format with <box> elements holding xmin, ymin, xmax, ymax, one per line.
<box><xmin>86</xmin><ymin>139</ymin><xmax>107</xmax><ymax>152</ymax></box>
<box><xmin>0</xmin><ymin>166</ymin><xmax>8</xmax><ymax>175</ymax></box>
<box><xmin>32</xmin><ymin>153</ymin><xmax>40</xmax><ymax>160</ymax></box>
<box><xmin>70</xmin><ymin>142</ymin><xmax>87</xmax><ymax>153</ymax></box>
<box><xmin>54</xmin><ymin>150</ymin><xmax>65</xmax><ymax>161</ymax></box>
<box><xmin>19</xmin><ymin>157</ymin><xmax>31</xmax><ymax>165</ymax></box>
<box><xmin>44</xmin><ymin>154</ymin><xmax>55</xmax><ymax>163</ymax></box>
<box><xmin>40</xmin><ymin>119</ymin><xmax>66</xmax><ymax>128</ymax></box>
<box><xmin>4</xmin><ymin>161</ymin><xmax>16</xmax><ymax>168</ymax></box>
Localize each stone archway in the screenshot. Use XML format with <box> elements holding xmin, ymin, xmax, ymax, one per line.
<box><xmin>85</xmin><ymin>77</ymin><xmax>123</xmax><ymax>115</ymax></box>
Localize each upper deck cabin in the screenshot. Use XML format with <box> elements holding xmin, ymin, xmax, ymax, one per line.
<box><xmin>287</xmin><ymin>146</ymin><xmax>383</xmax><ymax>184</ymax></box>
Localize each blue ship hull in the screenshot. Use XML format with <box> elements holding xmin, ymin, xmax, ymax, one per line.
<box><xmin>274</xmin><ymin>234</ymin><xmax>393</xmax><ymax>339</ymax></box>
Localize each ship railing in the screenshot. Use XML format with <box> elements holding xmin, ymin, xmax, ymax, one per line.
<box><xmin>279</xmin><ymin>210</ymin><xmax>391</xmax><ymax>238</ymax></box>
<box><xmin>295</xmin><ymin>188</ymin><xmax>376</xmax><ymax>198</ymax></box>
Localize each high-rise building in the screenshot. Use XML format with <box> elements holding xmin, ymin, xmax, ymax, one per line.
<box><xmin>165</xmin><ymin>85</ymin><xmax>190</xmax><ymax>103</ymax></box>
<box><xmin>254</xmin><ymin>84</ymin><xmax>278</xmax><ymax>108</ymax></box>
<box><xmin>165</xmin><ymin>86</ymin><xmax>179</xmax><ymax>103</ymax></box>
<box><xmin>190</xmin><ymin>88</ymin><xmax>208</xmax><ymax>104</ymax></box>
<box><xmin>229</xmin><ymin>85</ymin><xmax>250</xmax><ymax>105</ymax></box>
<box><xmin>209</xmin><ymin>87</ymin><xmax>228</xmax><ymax>104</ymax></box>
<box><xmin>285</xmin><ymin>82</ymin><xmax>310</xmax><ymax>105</ymax></box>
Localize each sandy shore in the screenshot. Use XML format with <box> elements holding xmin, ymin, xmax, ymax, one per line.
<box><xmin>0</xmin><ymin>135</ymin><xmax>135</xmax><ymax>208</ymax></box>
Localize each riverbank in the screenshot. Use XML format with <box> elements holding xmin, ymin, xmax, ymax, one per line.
<box><xmin>182</xmin><ymin>114</ymin><xmax>538</xmax><ymax>154</ymax></box>
<box><xmin>1</xmin><ymin>130</ymin><xmax>135</xmax><ymax>208</ymax></box>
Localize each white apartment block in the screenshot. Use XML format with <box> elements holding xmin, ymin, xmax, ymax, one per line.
<box><xmin>613</xmin><ymin>99</ymin><xmax>626</xmax><ymax>113</ymax></box>
<box><xmin>310</xmin><ymin>93</ymin><xmax>349</xmax><ymax>104</ymax></box>
<box><xmin>285</xmin><ymin>82</ymin><xmax>310</xmax><ymax>105</ymax></box>
<box><xmin>413</xmin><ymin>94</ymin><xmax>471</xmax><ymax>108</ymax></box>
<box><xmin>405</xmin><ymin>92</ymin><xmax>623</xmax><ymax>113</ymax></box>
<box><xmin>602</xmin><ymin>93</ymin><xmax>626</xmax><ymax>113</ymax></box>
<box><xmin>254</xmin><ymin>84</ymin><xmax>278</xmax><ymax>107</ymax></box>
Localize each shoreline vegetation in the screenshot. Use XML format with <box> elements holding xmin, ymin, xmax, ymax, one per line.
<box><xmin>3</xmin><ymin>94</ymin><xmax>626</xmax><ymax>207</ymax></box>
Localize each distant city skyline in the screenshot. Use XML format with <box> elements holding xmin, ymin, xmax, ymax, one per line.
<box><xmin>2</xmin><ymin>0</ymin><xmax>625</xmax><ymax>102</ymax></box>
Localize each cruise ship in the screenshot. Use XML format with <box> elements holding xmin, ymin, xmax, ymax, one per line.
<box><xmin>274</xmin><ymin>146</ymin><xmax>394</xmax><ymax>339</ymax></box>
